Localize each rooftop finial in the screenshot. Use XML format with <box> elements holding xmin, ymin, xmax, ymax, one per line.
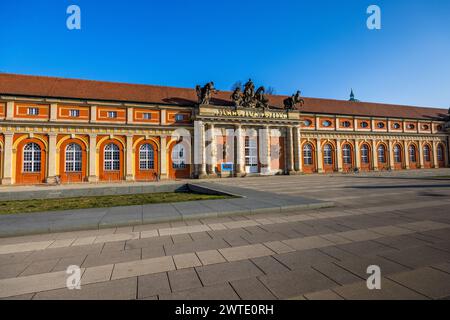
<box><xmin>349</xmin><ymin>89</ymin><xmax>359</xmax><ymax>102</ymax></box>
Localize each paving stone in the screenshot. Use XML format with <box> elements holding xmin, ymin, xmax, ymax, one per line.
<box><xmin>140</xmin><ymin>229</ymin><xmax>159</xmax><ymax>239</ymax></box>
<box><xmin>274</xmin><ymin>249</ymin><xmax>337</xmax><ymax>270</ymax></box>
<box><xmin>47</xmin><ymin>238</ymin><xmax>76</xmax><ymax>249</ymax></box>
<box><xmin>374</xmin><ymin>235</ymin><xmax>431</xmax><ymax>250</ymax></box>
<box><xmin>19</xmin><ymin>259</ymin><xmax>60</xmax><ymax>277</ymax></box>
<box><xmin>125</xmin><ymin>235</ymin><xmax>173</xmax><ymax>250</ymax></box>
<box><xmin>164</xmin><ymin>238</ymin><xmax>229</xmax><ymax>256</ymax></box>
<box><xmin>82</xmin><ymin>249</ymin><xmax>142</xmax><ymax>268</ymax></box>
<box><xmin>334</xmin><ymin>255</ymin><xmax>410</xmax><ymax>279</ymax></box>
<box><xmin>196</xmin><ymin>250</ymin><xmax>226</xmax><ymax>266</ymax></box>
<box><xmin>304</xmin><ymin>289</ymin><xmax>344</xmax><ymax>300</ymax></box>
<box><xmin>368</xmin><ymin>225</ymin><xmax>414</xmax><ymax>237</ymax></box>
<box><xmin>82</xmin><ymin>264</ymin><xmax>114</xmax><ymax>285</ymax></box>
<box><xmin>71</xmin><ymin>236</ymin><xmax>97</xmax><ymax>246</ymax></box>
<box><xmin>312</xmin><ymin>262</ymin><xmax>363</xmax><ymax>285</ymax></box>
<box><xmin>101</xmin><ymin>241</ymin><xmax>126</xmax><ymax>253</ymax></box>
<box><xmin>336</xmin><ymin>230</ymin><xmax>382</xmax><ymax>242</ymax></box>
<box><xmin>0</xmin><ymin>262</ymin><xmax>30</xmax><ymax>279</ymax></box>
<box><xmin>159</xmin><ymin>283</ymin><xmax>240</xmax><ymax>300</ymax></box>
<box><xmin>1</xmin><ymin>293</ymin><xmax>35</xmax><ymax>300</ymax></box>
<box><xmin>219</xmin><ymin>244</ymin><xmax>274</xmax><ymax>262</ymax></box>
<box><xmin>33</xmin><ymin>277</ymin><xmax>137</xmax><ymax>300</ymax></box>
<box><xmin>189</xmin><ymin>232</ymin><xmax>212</xmax><ymax>241</ymax></box>
<box><xmin>52</xmin><ymin>255</ymin><xmax>87</xmax><ymax>272</ymax></box>
<box><xmin>196</xmin><ymin>260</ymin><xmax>263</xmax><ymax>286</ymax></box>
<box><xmin>333</xmin><ymin>278</ymin><xmax>428</xmax><ymax>300</ymax></box>
<box><xmin>141</xmin><ymin>246</ymin><xmax>166</xmax><ymax>259</ymax></box>
<box><xmin>0</xmin><ymin>240</ymin><xmax>54</xmax><ymax>255</ymax></box>
<box><xmin>168</xmin><ymin>268</ymin><xmax>203</xmax><ymax>292</ymax></box>
<box><xmin>94</xmin><ymin>232</ymin><xmax>139</xmax><ymax>244</ymax></box>
<box><xmin>387</xmin><ymin>267</ymin><xmax>450</xmax><ymax>299</ymax></box>
<box><xmin>263</xmin><ymin>241</ymin><xmax>295</xmax><ymax>254</ymax></box>
<box><xmin>282</xmin><ymin>236</ymin><xmax>334</xmax><ymax>251</ymax></box>
<box><xmin>230</xmin><ymin>277</ymin><xmax>277</xmax><ymax>300</ymax></box>
<box><xmin>258</xmin><ymin>267</ymin><xmax>337</xmax><ymax>299</ymax></box>
<box><xmin>111</xmin><ymin>256</ymin><xmax>175</xmax><ymax>280</ymax></box>
<box><xmin>173</xmin><ymin>253</ymin><xmax>202</xmax><ymax>269</ymax></box>
<box><xmin>380</xmin><ymin>246</ymin><xmax>450</xmax><ymax>268</ymax></box>
<box><xmin>251</xmin><ymin>256</ymin><xmax>290</xmax><ymax>275</ymax></box>
<box><xmin>138</xmin><ymin>272</ymin><xmax>171</xmax><ymax>299</ymax></box>
<box><xmin>336</xmin><ymin>240</ymin><xmax>397</xmax><ymax>257</ymax></box>
<box><xmin>171</xmin><ymin>234</ymin><xmax>193</xmax><ymax>244</ymax></box>
<box><xmin>319</xmin><ymin>233</ymin><xmax>352</xmax><ymax>245</ymax></box>
<box><xmin>0</xmin><ymin>269</ymin><xmax>80</xmax><ymax>298</ymax></box>
<box><xmin>24</xmin><ymin>243</ymin><xmax>104</xmax><ymax>262</ymax></box>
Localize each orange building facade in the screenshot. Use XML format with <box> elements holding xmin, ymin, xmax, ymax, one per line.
<box><xmin>0</xmin><ymin>73</ymin><xmax>449</xmax><ymax>185</ymax></box>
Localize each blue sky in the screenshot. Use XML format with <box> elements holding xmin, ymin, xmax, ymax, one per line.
<box><xmin>0</xmin><ymin>0</ymin><xmax>449</xmax><ymax>108</ymax></box>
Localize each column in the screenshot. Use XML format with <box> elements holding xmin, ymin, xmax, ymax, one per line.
<box><xmin>208</xmin><ymin>124</ymin><xmax>217</xmax><ymax>176</ymax></box>
<box><xmin>418</xmin><ymin>141</ymin><xmax>424</xmax><ymax>168</ymax></box>
<box><xmin>388</xmin><ymin>140</ymin><xmax>395</xmax><ymax>170</ymax></box>
<box><xmin>88</xmin><ymin>134</ymin><xmax>98</xmax><ymax>182</ymax></box>
<box><xmin>1</xmin><ymin>132</ymin><xmax>13</xmax><ymax>184</ymax></box>
<box><xmin>127</xmin><ymin>107</ymin><xmax>134</xmax><ymax>124</ymax></box>
<box><xmin>317</xmin><ymin>138</ymin><xmax>324</xmax><ymax>173</ymax></box>
<box><xmin>159</xmin><ymin>135</ymin><xmax>168</xmax><ymax>179</ymax></box>
<box><xmin>194</xmin><ymin>120</ymin><xmax>206</xmax><ymax>178</ymax></box>
<box><xmin>50</xmin><ymin>103</ymin><xmax>58</xmax><ymax>121</ymax></box>
<box><xmin>372</xmin><ymin>140</ymin><xmax>378</xmax><ymax>171</ymax></box>
<box><xmin>432</xmin><ymin>141</ymin><xmax>439</xmax><ymax>168</ymax></box>
<box><xmin>260</xmin><ymin>126</ymin><xmax>271</xmax><ymax>175</ymax></box>
<box><xmin>355</xmin><ymin>139</ymin><xmax>361</xmax><ymax>171</ymax></box>
<box><xmin>404</xmin><ymin>140</ymin><xmax>410</xmax><ymax>169</ymax></box>
<box><xmin>286</xmin><ymin>126</ymin><xmax>294</xmax><ymax>173</ymax></box>
<box><xmin>234</xmin><ymin>125</ymin><xmax>244</xmax><ymax>176</ymax></box>
<box><xmin>90</xmin><ymin>106</ymin><xmax>97</xmax><ymax>123</ymax></box>
<box><xmin>5</xmin><ymin>102</ymin><xmax>14</xmax><ymax>120</ymax></box>
<box><xmin>125</xmin><ymin>135</ymin><xmax>134</xmax><ymax>181</ymax></box>
<box><xmin>293</xmin><ymin>126</ymin><xmax>301</xmax><ymax>172</ymax></box>
<box><xmin>336</xmin><ymin>139</ymin><xmax>343</xmax><ymax>172</ymax></box>
<box><xmin>46</xmin><ymin>133</ymin><xmax>57</xmax><ymax>183</ymax></box>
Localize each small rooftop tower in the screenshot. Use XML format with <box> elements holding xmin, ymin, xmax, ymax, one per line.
<box><xmin>349</xmin><ymin>89</ymin><xmax>359</xmax><ymax>102</ymax></box>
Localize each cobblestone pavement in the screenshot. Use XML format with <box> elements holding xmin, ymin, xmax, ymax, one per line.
<box><xmin>1</xmin><ymin>170</ymin><xmax>450</xmax><ymax>300</ymax></box>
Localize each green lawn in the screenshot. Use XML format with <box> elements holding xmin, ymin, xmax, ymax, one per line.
<box><xmin>0</xmin><ymin>192</ymin><xmax>231</xmax><ymax>215</ymax></box>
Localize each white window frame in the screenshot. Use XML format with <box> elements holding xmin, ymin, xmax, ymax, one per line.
<box><xmin>361</xmin><ymin>145</ymin><xmax>369</xmax><ymax>164</ymax></box>
<box><xmin>107</xmin><ymin>111</ymin><xmax>118</xmax><ymax>119</ymax></box>
<box><xmin>172</xmin><ymin>143</ymin><xmax>186</xmax><ymax>169</ymax></box>
<box><xmin>69</xmin><ymin>109</ymin><xmax>80</xmax><ymax>118</ymax></box>
<box><xmin>104</xmin><ymin>143</ymin><xmax>120</xmax><ymax>171</ymax></box>
<box><xmin>65</xmin><ymin>143</ymin><xmax>82</xmax><ymax>172</ymax></box>
<box><xmin>342</xmin><ymin>144</ymin><xmax>352</xmax><ymax>164</ymax></box>
<box><xmin>23</xmin><ymin>143</ymin><xmax>41</xmax><ymax>172</ymax></box>
<box><xmin>27</xmin><ymin>107</ymin><xmax>39</xmax><ymax>116</ymax></box>
<box><xmin>377</xmin><ymin>145</ymin><xmax>386</xmax><ymax>163</ymax></box>
<box><xmin>175</xmin><ymin>114</ymin><xmax>184</xmax><ymax>122</ymax></box>
<box><xmin>143</xmin><ymin>113</ymin><xmax>152</xmax><ymax>120</ymax></box>
<box><xmin>323</xmin><ymin>144</ymin><xmax>333</xmax><ymax>165</ymax></box>
<box><xmin>139</xmin><ymin>144</ymin><xmax>155</xmax><ymax>170</ymax></box>
<box><xmin>303</xmin><ymin>144</ymin><xmax>313</xmax><ymax>165</ymax></box>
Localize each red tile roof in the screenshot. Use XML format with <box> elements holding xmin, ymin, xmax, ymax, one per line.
<box><xmin>0</xmin><ymin>73</ymin><xmax>447</xmax><ymax>120</ymax></box>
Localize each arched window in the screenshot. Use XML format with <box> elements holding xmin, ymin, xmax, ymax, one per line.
<box><xmin>139</xmin><ymin>144</ymin><xmax>155</xmax><ymax>170</ymax></box>
<box><xmin>172</xmin><ymin>143</ymin><xmax>186</xmax><ymax>169</ymax></box>
<box><xmin>437</xmin><ymin>144</ymin><xmax>444</xmax><ymax>161</ymax></box>
<box><xmin>409</xmin><ymin>145</ymin><xmax>417</xmax><ymax>162</ymax></box>
<box><xmin>423</xmin><ymin>145</ymin><xmax>431</xmax><ymax>162</ymax></box>
<box><xmin>342</xmin><ymin>144</ymin><xmax>352</xmax><ymax>164</ymax></box>
<box><xmin>323</xmin><ymin>144</ymin><xmax>333</xmax><ymax>165</ymax></box>
<box><xmin>65</xmin><ymin>143</ymin><xmax>82</xmax><ymax>172</ymax></box>
<box><xmin>361</xmin><ymin>144</ymin><xmax>369</xmax><ymax>164</ymax></box>
<box><xmin>394</xmin><ymin>145</ymin><xmax>402</xmax><ymax>163</ymax></box>
<box><xmin>23</xmin><ymin>143</ymin><xmax>41</xmax><ymax>172</ymax></box>
<box><xmin>104</xmin><ymin>143</ymin><xmax>120</xmax><ymax>171</ymax></box>
<box><xmin>377</xmin><ymin>145</ymin><xmax>386</xmax><ymax>163</ymax></box>
<box><xmin>303</xmin><ymin>143</ymin><xmax>313</xmax><ymax>165</ymax></box>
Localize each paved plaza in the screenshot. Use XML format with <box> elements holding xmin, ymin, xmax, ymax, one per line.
<box><xmin>1</xmin><ymin>169</ymin><xmax>450</xmax><ymax>300</ymax></box>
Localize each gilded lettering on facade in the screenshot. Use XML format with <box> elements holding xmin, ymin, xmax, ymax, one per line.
<box><xmin>215</xmin><ymin>108</ymin><xmax>288</xmax><ymax>119</ymax></box>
